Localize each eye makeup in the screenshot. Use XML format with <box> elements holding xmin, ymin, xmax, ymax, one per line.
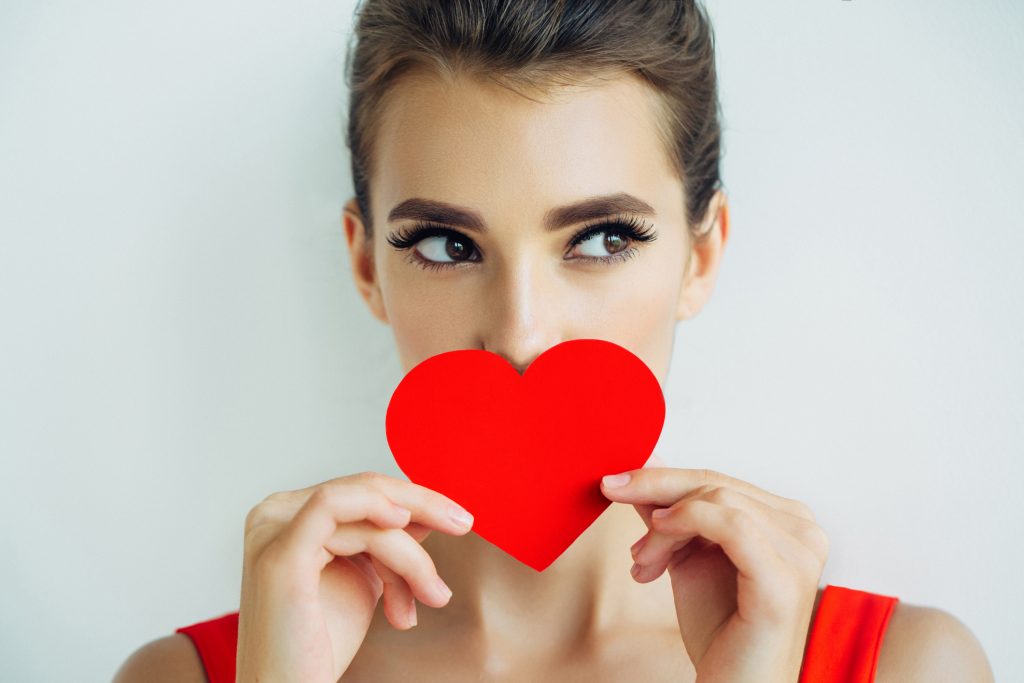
<box><xmin>385</xmin><ymin>213</ymin><xmax>658</xmax><ymax>272</ymax></box>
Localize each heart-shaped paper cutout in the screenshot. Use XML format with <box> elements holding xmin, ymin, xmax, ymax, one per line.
<box><xmin>385</xmin><ymin>338</ymin><xmax>665</xmax><ymax>571</ymax></box>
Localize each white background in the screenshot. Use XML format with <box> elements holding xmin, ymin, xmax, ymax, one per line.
<box><xmin>1</xmin><ymin>0</ymin><xmax>1021</xmax><ymax>680</ymax></box>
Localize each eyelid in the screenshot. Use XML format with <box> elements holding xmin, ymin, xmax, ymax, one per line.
<box><xmin>389</xmin><ymin>216</ymin><xmax>653</xmax><ymax>248</ymax></box>
<box><xmin>565</xmin><ymin>215</ymin><xmax>655</xmax><ymax>251</ymax></box>
<box><xmin>387</xmin><ymin>215</ymin><xmax>656</xmax><ymax>268</ymax></box>
<box><xmin>385</xmin><ymin>222</ymin><xmax>474</xmax><ymax>250</ymax></box>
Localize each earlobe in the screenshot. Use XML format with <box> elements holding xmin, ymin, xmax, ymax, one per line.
<box><xmin>675</xmin><ymin>289</ymin><xmax>698</xmax><ymax>322</ymax></box>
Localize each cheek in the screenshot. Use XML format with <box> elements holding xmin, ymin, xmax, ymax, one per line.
<box><xmin>570</xmin><ymin>262</ymin><xmax>680</xmax><ymax>381</ymax></box>
<box><xmin>595</xmin><ymin>284</ymin><xmax>677</xmax><ymax>376</ymax></box>
<box><xmin>388</xmin><ymin>305</ymin><xmax>445</xmax><ymax>369</ymax></box>
<box><xmin>382</xmin><ymin>275</ymin><xmax>480</xmax><ymax>370</ymax></box>
<box><xmin>381</xmin><ymin>253</ymin><xmax>682</xmax><ymax>378</ymax></box>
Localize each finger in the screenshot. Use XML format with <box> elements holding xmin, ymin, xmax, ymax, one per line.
<box><xmin>635</xmin><ymin>496</ymin><xmax>826</xmax><ymax>624</ymax></box>
<box><xmin>630</xmin><ymin>531</ymin><xmax>710</xmax><ymax>575</ymax></box>
<box><xmin>319</xmin><ymin>521</ymin><xmax>453</xmax><ymax>609</ymax></box>
<box><xmin>274</xmin><ymin>472</ymin><xmax>477</xmax><ymax>535</ymax></box>
<box><xmin>281</xmin><ymin>479</ymin><xmax>470</xmax><ymax>569</ymax></box>
<box><xmin>276</xmin><ymin>487</ymin><xmax>400</xmax><ymax>573</ymax></box>
<box><xmin>630</xmin><ymin>482</ymin><xmax>714</xmax><ymax>560</ymax></box>
<box><xmin>371</xmin><ymin>555</ymin><xmax>418</xmax><ymax>629</ymax></box>
<box><xmin>630</xmin><ymin>497</ymin><xmax>785</xmax><ymax>585</ymax></box>
<box><xmin>635</xmin><ymin>486</ymin><xmax>823</xmax><ymax>570</ymax></box>
<box><xmin>266</xmin><ymin>484</ymin><xmax>413</xmax><ymax>531</ymax></box>
<box><xmin>405</xmin><ymin>522</ymin><xmax>433</xmax><ymax>544</ymax></box>
<box><xmin>355</xmin><ymin>472</ymin><xmax>476</xmax><ymax>536</ymax></box>
<box><xmin>343</xmin><ymin>552</ymin><xmax>383</xmax><ymax>600</ymax></box>
<box><xmin>628</xmin><ymin>478</ymin><xmax>711</xmax><ymax>556</ymax></box>
<box><xmin>275</xmin><ymin>486</ymin><xmax>449</xmax><ymax>604</ymax></box>
<box><xmin>602</xmin><ymin>467</ymin><xmax>810</xmax><ymax>519</ymax></box>
<box><xmin>632</xmin><ymin>502</ymin><xmax>658</xmax><ymax>530</ymax></box>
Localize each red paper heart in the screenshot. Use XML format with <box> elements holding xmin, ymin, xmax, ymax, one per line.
<box><xmin>385</xmin><ymin>338</ymin><xmax>665</xmax><ymax>571</ymax></box>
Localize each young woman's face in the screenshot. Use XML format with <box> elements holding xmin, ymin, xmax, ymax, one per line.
<box><xmin>344</xmin><ymin>72</ymin><xmax>727</xmax><ymax>386</ymax></box>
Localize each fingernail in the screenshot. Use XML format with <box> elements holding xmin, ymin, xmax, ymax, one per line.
<box><xmin>448</xmin><ymin>504</ymin><xmax>473</xmax><ymax>528</ymax></box>
<box><xmin>434</xmin><ymin>576</ymin><xmax>453</xmax><ymax>602</ymax></box>
<box><xmin>406</xmin><ymin>602</ymin><xmax>417</xmax><ymax>628</ymax></box>
<box><xmin>630</xmin><ymin>536</ymin><xmax>647</xmax><ymax>557</ymax></box>
<box><xmin>630</xmin><ymin>562</ymin><xmax>642</xmax><ymax>578</ymax></box>
<box><xmin>652</xmin><ymin>507</ymin><xmax>671</xmax><ymax>519</ymax></box>
<box><xmin>602</xmin><ymin>473</ymin><xmax>631</xmax><ymax>488</ymax></box>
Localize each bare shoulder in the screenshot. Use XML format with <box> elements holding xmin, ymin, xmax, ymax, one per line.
<box><xmin>112</xmin><ymin>633</ymin><xmax>207</xmax><ymax>683</ymax></box>
<box><xmin>874</xmin><ymin>601</ymin><xmax>995</xmax><ymax>683</ymax></box>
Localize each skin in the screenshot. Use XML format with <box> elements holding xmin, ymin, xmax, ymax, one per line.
<box><xmin>336</xmin><ymin>70</ymin><xmax>996</xmax><ymax>682</ymax></box>
<box><xmin>112</xmin><ymin>68</ymin><xmax>996</xmax><ymax>683</ymax></box>
<box><xmin>340</xmin><ymin>69</ymin><xmax>740</xmax><ymax>680</ymax></box>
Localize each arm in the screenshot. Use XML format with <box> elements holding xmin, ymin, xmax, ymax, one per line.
<box><xmin>111</xmin><ymin>634</ymin><xmax>208</xmax><ymax>683</ymax></box>
<box><xmin>875</xmin><ymin>603</ymin><xmax>995</xmax><ymax>683</ymax></box>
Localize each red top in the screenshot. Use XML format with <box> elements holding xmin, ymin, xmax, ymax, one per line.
<box><xmin>176</xmin><ymin>583</ymin><xmax>898</xmax><ymax>683</ymax></box>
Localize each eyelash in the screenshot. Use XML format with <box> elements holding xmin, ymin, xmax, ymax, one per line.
<box><xmin>385</xmin><ymin>214</ymin><xmax>658</xmax><ymax>272</ymax></box>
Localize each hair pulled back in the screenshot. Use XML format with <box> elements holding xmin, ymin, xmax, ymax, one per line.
<box><xmin>344</xmin><ymin>0</ymin><xmax>724</xmax><ymax>247</ymax></box>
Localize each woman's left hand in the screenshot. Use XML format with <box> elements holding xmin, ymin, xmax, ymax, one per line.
<box><xmin>600</xmin><ymin>458</ymin><xmax>830</xmax><ymax>683</ymax></box>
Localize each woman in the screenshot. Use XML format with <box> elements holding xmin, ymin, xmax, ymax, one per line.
<box><xmin>114</xmin><ymin>1</ymin><xmax>994</xmax><ymax>681</ymax></box>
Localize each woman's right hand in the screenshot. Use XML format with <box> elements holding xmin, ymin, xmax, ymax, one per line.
<box><xmin>235</xmin><ymin>471</ymin><xmax>475</xmax><ymax>683</ymax></box>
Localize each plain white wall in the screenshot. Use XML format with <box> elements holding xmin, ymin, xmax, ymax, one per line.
<box><xmin>1</xmin><ymin>0</ymin><xmax>1021</xmax><ymax>680</ymax></box>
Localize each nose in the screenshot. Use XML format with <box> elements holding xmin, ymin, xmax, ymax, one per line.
<box><xmin>479</xmin><ymin>259</ymin><xmax>563</xmax><ymax>375</ymax></box>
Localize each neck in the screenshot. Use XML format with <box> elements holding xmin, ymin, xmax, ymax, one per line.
<box><xmin>418</xmin><ymin>499</ymin><xmax>677</xmax><ymax>656</ymax></box>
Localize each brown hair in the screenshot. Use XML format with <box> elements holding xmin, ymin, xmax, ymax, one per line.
<box><xmin>343</xmin><ymin>0</ymin><xmax>724</xmax><ymax>252</ymax></box>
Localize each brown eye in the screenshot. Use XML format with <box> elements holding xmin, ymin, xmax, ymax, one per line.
<box><xmin>573</xmin><ymin>230</ymin><xmax>632</xmax><ymax>258</ymax></box>
<box><xmin>604</xmin><ymin>233</ymin><xmax>628</xmax><ymax>254</ymax></box>
<box><xmin>415</xmin><ymin>234</ymin><xmax>476</xmax><ymax>263</ymax></box>
<box><xmin>445</xmin><ymin>237</ymin><xmax>471</xmax><ymax>260</ymax></box>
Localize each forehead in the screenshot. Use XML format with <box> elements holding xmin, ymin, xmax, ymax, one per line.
<box><xmin>372</xmin><ymin>71</ymin><xmax>680</xmax><ymax>227</ymax></box>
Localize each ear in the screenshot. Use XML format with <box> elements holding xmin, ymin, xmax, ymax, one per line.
<box><xmin>676</xmin><ymin>190</ymin><xmax>730</xmax><ymax>322</ymax></box>
<box><xmin>342</xmin><ymin>198</ymin><xmax>389</xmax><ymax>325</ymax></box>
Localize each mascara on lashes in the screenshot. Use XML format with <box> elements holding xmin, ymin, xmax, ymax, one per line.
<box><xmin>385</xmin><ymin>214</ymin><xmax>658</xmax><ymax>262</ymax></box>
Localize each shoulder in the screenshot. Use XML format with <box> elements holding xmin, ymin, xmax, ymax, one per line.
<box><xmin>112</xmin><ymin>633</ymin><xmax>207</xmax><ymax>683</ymax></box>
<box><xmin>874</xmin><ymin>601</ymin><xmax>994</xmax><ymax>683</ymax></box>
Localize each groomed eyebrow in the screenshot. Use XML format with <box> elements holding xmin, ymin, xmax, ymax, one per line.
<box><xmin>386</xmin><ymin>192</ymin><xmax>657</xmax><ymax>234</ymax></box>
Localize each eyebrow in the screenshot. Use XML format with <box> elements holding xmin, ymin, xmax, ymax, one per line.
<box><xmin>386</xmin><ymin>192</ymin><xmax>657</xmax><ymax>233</ymax></box>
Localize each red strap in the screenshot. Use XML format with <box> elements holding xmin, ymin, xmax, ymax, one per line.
<box><xmin>175</xmin><ymin>611</ymin><xmax>239</xmax><ymax>683</ymax></box>
<box><xmin>174</xmin><ymin>584</ymin><xmax>898</xmax><ymax>683</ymax></box>
<box><xmin>798</xmin><ymin>584</ymin><xmax>899</xmax><ymax>683</ymax></box>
